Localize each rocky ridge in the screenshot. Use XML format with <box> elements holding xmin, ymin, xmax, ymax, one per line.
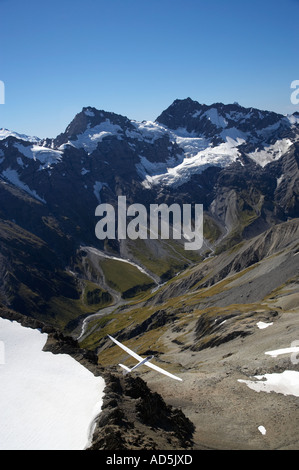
<box><xmin>89</xmin><ymin>373</ymin><xmax>195</xmax><ymax>450</ymax></box>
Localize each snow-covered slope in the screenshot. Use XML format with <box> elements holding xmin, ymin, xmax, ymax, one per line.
<box><xmin>0</xmin><ymin>318</ymin><xmax>104</xmax><ymax>450</ymax></box>
<box><xmin>59</xmin><ymin>119</ymin><xmax>124</xmax><ymax>155</ymax></box>
<box><xmin>0</xmin><ymin>128</ymin><xmax>40</xmax><ymax>142</ymax></box>
<box><xmin>134</xmin><ymin>124</ymin><xmax>246</xmax><ymax>188</ymax></box>
<box><xmin>14</xmin><ymin>143</ymin><xmax>63</xmax><ymax>168</ymax></box>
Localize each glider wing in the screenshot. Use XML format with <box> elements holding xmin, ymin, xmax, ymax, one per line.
<box><xmin>107</xmin><ymin>334</ymin><xmax>142</xmax><ymax>361</ymax></box>
<box><xmin>144</xmin><ymin>361</ymin><xmax>183</xmax><ymax>381</ymax></box>
<box><xmin>107</xmin><ymin>334</ymin><xmax>182</xmax><ymax>381</ymax></box>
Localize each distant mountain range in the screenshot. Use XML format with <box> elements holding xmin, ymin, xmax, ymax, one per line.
<box><xmin>1</xmin><ymin>98</ymin><xmax>299</xmax><ymax>192</ymax></box>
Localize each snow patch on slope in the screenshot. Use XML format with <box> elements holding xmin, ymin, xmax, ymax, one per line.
<box><xmin>69</xmin><ymin>119</ymin><xmax>123</xmax><ymax>154</ymax></box>
<box><xmin>93</xmin><ymin>181</ymin><xmax>108</xmax><ymax>203</ymax></box>
<box><xmin>14</xmin><ymin>143</ymin><xmax>63</xmax><ymax>169</ymax></box>
<box><xmin>247</xmin><ymin>139</ymin><xmax>293</xmax><ymax>167</ymax></box>
<box><xmin>142</xmin><ymin>136</ymin><xmax>244</xmax><ymax>188</ymax></box>
<box><xmin>127</xmin><ymin>119</ymin><xmax>250</xmax><ymax>188</ymax></box>
<box><xmin>239</xmin><ymin>371</ymin><xmax>299</xmax><ymax>397</ymax></box>
<box><xmin>126</xmin><ymin>120</ymin><xmax>167</xmax><ymax>143</ymax></box>
<box><xmin>1</xmin><ymin>168</ymin><xmax>46</xmax><ymax>203</ymax></box>
<box><xmin>84</xmin><ymin>109</ymin><xmax>95</xmax><ymax>117</ymax></box>
<box><xmin>238</xmin><ymin>337</ymin><xmax>299</xmax><ymax>398</ymax></box>
<box><xmin>202</xmin><ymin>108</ymin><xmax>228</xmax><ymax>128</ymax></box>
<box><xmin>136</xmin><ymin>156</ymin><xmax>169</xmax><ymax>180</ymax></box>
<box><xmin>287</xmin><ymin>114</ymin><xmax>299</xmax><ymax>125</ymax></box>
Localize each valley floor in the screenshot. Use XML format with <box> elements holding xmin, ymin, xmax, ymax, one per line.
<box><xmin>147</xmin><ymin>309</ymin><xmax>299</xmax><ymax>450</ymax></box>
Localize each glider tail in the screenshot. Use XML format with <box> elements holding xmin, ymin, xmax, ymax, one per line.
<box><xmin>119</xmin><ymin>363</ymin><xmax>131</xmax><ymax>375</ymax></box>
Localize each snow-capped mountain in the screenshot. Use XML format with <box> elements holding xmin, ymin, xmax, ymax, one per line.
<box><xmin>153</xmin><ymin>98</ymin><xmax>299</xmax><ymax>185</ymax></box>
<box><xmin>1</xmin><ymin>99</ymin><xmax>298</xmax><ymax>204</ymax></box>
<box><xmin>0</xmin><ymin>98</ymin><xmax>299</xmax><ymax>254</ymax></box>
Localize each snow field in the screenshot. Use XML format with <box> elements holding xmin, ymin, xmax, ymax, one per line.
<box><xmin>0</xmin><ymin>318</ymin><xmax>105</xmax><ymax>450</ymax></box>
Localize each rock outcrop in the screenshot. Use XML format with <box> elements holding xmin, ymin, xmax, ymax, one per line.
<box><xmin>88</xmin><ymin>373</ymin><xmax>195</xmax><ymax>450</ymax></box>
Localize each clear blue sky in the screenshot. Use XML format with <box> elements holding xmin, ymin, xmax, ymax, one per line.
<box><xmin>0</xmin><ymin>0</ymin><xmax>298</xmax><ymax>138</ymax></box>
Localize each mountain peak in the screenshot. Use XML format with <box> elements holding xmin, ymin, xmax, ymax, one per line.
<box><xmin>53</xmin><ymin>106</ymin><xmax>134</xmax><ymax>149</ymax></box>
<box><xmin>156</xmin><ymin>98</ymin><xmax>288</xmax><ymax>138</ymax></box>
<box><xmin>156</xmin><ymin>98</ymin><xmax>205</xmax><ymax>130</ymax></box>
<box><xmin>64</xmin><ymin>107</ymin><xmax>111</xmax><ymax>138</ymax></box>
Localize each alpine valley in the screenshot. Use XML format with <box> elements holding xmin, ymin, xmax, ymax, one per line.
<box><xmin>1</xmin><ymin>98</ymin><xmax>299</xmax><ymax>450</ymax></box>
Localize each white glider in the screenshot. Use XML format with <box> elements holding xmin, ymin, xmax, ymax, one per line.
<box><xmin>107</xmin><ymin>334</ymin><xmax>182</xmax><ymax>382</ymax></box>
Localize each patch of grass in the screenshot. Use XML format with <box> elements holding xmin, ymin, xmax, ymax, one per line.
<box><xmin>203</xmin><ymin>215</ymin><xmax>222</xmax><ymax>243</ymax></box>
<box><xmin>46</xmin><ymin>295</ymin><xmax>87</xmax><ymax>330</ymax></box>
<box><xmin>0</xmin><ymin>220</ymin><xmax>45</xmax><ymax>247</ymax></box>
<box><xmin>215</xmin><ymin>193</ymin><xmax>261</xmax><ymax>254</ymax></box>
<box><xmin>83</xmin><ymin>280</ymin><xmax>113</xmax><ymax>308</ymax></box>
<box><xmin>263</xmin><ymin>275</ymin><xmax>299</xmax><ymax>301</ymax></box>
<box><xmin>80</xmin><ymin>301</ymin><xmax>158</xmax><ymax>350</ymax></box>
<box><xmin>41</xmin><ymin>279</ymin><xmax>113</xmax><ymax>331</ymax></box>
<box><xmin>215</xmin><ymin>229</ymin><xmax>243</xmax><ymax>254</ymax></box>
<box><xmin>165</xmin><ymin>239</ymin><xmax>203</xmax><ymax>263</ymax></box>
<box><xmin>126</xmin><ymin>238</ymin><xmax>191</xmax><ymax>278</ymax></box>
<box><xmin>98</xmin><ymin>258</ymin><xmax>155</xmax><ymax>295</ymax></box>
